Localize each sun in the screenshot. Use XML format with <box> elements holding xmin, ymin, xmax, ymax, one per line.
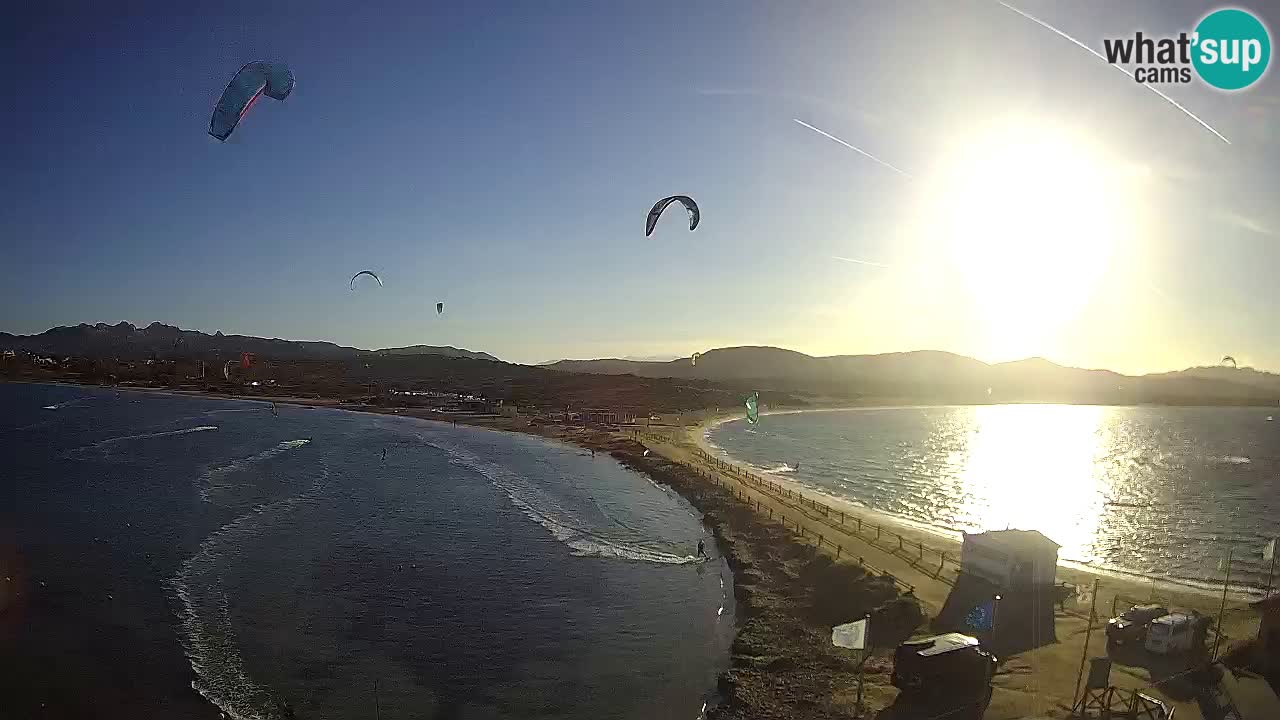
<box><xmin>930</xmin><ymin>122</ymin><xmax>1126</xmax><ymax>362</ymax></box>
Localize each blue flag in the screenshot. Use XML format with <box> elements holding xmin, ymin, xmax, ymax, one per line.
<box><xmin>964</xmin><ymin>600</ymin><xmax>994</xmax><ymax>632</ymax></box>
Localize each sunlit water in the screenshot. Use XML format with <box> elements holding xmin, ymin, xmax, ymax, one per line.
<box><xmin>1</xmin><ymin>384</ymin><xmax>731</xmax><ymax>719</ymax></box>
<box><xmin>709</xmin><ymin>405</ymin><xmax>1280</xmax><ymax>597</ymax></box>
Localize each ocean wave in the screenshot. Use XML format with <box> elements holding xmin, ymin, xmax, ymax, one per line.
<box><xmin>171</xmin><ymin>470</ymin><xmax>330</xmax><ymax>720</ymax></box>
<box><xmin>435</xmin><ymin>440</ymin><xmax>704</xmax><ymax>566</ymax></box>
<box><xmin>42</xmin><ymin>397</ymin><xmax>93</xmax><ymax>410</ymax></box>
<box><xmin>66</xmin><ymin>425</ymin><xmax>218</xmax><ymax>457</ymax></box>
<box><xmin>1209</xmin><ymin>455</ymin><xmax>1251</xmax><ymax>465</ymax></box>
<box><xmin>761</xmin><ymin>463</ymin><xmax>799</xmax><ymax>475</ymax></box>
<box><xmin>199</xmin><ymin>439</ymin><xmax>312</xmax><ymax>504</ymax></box>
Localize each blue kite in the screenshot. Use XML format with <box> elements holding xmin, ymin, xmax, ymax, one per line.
<box><xmin>210</xmin><ymin>62</ymin><xmax>295</xmax><ymax>141</ymax></box>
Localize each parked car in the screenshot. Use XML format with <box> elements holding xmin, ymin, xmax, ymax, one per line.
<box><xmin>1145</xmin><ymin>611</ymin><xmax>1211</xmax><ymax>655</ymax></box>
<box><xmin>1106</xmin><ymin>604</ymin><xmax>1168</xmax><ymax>646</ymax></box>
<box><xmin>892</xmin><ymin>633</ymin><xmax>997</xmax><ymax>717</ymax></box>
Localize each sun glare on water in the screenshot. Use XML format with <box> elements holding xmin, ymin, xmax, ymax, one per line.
<box><xmin>956</xmin><ymin>404</ymin><xmax>1110</xmax><ymax>562</ymax></box>
<box><xmin>931</xmin><ymin>122</ymin><xmax>1130</xmax><ymax>362</ymax></box>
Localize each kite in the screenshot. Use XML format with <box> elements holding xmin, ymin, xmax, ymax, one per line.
<box><xmin>745</xmin><ymin>391</ymin><xmax>759</xmax><ymax>425</ymax></box>
<box><xmin>209</xmin><ymin>62</ymin><xmax>295</xmax><ymax>141</ymax></box>
<box><xmin>1222</xmin><ymin>355</ymin><xmax>1238</xmax><ymax>368</ymax></box>
<box><xmin>436</xmin><ymin>302</ymin><xmax>444</xmax><ymax>315</ymax></box>
<box><xmin>350</xmin><ymin>271</ymin><xmax>383</xmax><ymax>291</ymax></box>
<box><xmin>646</xmin><ymin>195</ymin><xmax>699</xmax><ymax>237</ymax></box>
<box><xmin>691</xmin><ymin>351</ymin><xmax>701</xmax><ymax>366</ymax></box>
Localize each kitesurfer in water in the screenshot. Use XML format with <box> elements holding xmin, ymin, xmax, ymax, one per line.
<box><xmin>697</xmin><ymin>539</ymin><xmax>706</xmax><ymax>558</ymax></box>
<box><xmin>382</xmin><ymin>448</ymin><xmax>387</xmax><ymax>460</ymax></box>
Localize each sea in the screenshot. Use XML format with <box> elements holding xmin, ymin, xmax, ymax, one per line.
<box><xmin>0</xmin><ymin>383</ymin><xmax>732</xmax><ymax>719</ymax></box>
<box><xmin>708</xmin><ymin>405</ymin><xmax>1280</xmax><ymax>598</ymax></box>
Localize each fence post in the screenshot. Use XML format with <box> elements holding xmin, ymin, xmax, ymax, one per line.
<box><xmin>837</xmin><ymin>544</ymin><xmax>842</xmax><ymax>559</ymax></box>
<box><xmin>939</xmin><ymin>553</ymin><xmax>946</xmax><ymax>574</ymax></box>
<box><xmin>857</xmin><ymin>518</ymin><xmax>862</xmax><ymax>533</ymax></box>
<box><xmin>919</xmin><ymin>541</ymin><xmax>924</xmax><ymax>559</ymax></box>
<box><xmin>841</xmin><ymin>511</ymin><xmax>845</xmax><ymax>524</ymax></box>
<box><xmin>818</xmin><ymin>533</ymin><xmax>823</xmax><ymax>547</ymax></box>
<box><xmin>898</xmin><ymin>536</ymin><xmax>903</xmax><ymax>551</ymax></box>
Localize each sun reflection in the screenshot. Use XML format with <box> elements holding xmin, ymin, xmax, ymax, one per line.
<box><xmin>954</xmin><ymin>405</ymin><xmax>1111</xmax><ymax>562</ymax></box>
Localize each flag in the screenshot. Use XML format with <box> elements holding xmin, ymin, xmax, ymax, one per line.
<box><xmin>964</xmin><ymin>600</ymin><xmax>995</xmax><ymax>632</ymax></box>
<box><xmin>832</xmin><ymin>618</ymin><xmax>868</xmax><ymax>650</ymax></box>
<box><xmin>1265</xmin><ymin>538</ymin><xmax>1277</xmax><ymax>563</ymax></box>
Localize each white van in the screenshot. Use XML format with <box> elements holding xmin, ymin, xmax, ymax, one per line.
<box><xmin>1144</xmin><ymin>613</ymin><xmax>1205</xmax><ymax>655</ymax></box>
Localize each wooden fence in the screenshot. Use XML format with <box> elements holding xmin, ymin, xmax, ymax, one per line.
<box><xmin>629</xmin><ymin>429</ymin><xmax>964</xmax><ymax>591</ymax></box>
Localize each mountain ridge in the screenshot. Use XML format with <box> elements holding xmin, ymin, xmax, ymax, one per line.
<box><xmin>0</xmin><ymin>322</ymin><xmax>499</xmax><ymax>362</ymax></box>
<box><xmin>6</xmin><ymin>324</ymin><xmax>1276</xmax><ymax>406</ymax></box>
<box><xmin>545</xmin><ymin>346</ymin><xmax>1280</xmax><ymax>405</ymax></box>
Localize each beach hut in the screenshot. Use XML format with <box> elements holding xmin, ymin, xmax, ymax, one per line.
<box><xmin>959</xmin><ymin>529</ymin><xmax>1060</xmax><ymax>588</ymax></box>
<box><xmin>936</xmin><ymin>530</ymin><xmax>1062</xmax><ymax>656</ymax></box>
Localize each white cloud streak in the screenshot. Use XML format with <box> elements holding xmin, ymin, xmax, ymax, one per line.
<box><xmin>996</xmin><ymin>1</ymin><xmax>1230</xmax><ymax>145</ymax></box>
<box><xmin>793</xmin><ymin>119</ymin><xmax>913</xmax><ymax>178</ymax></box>
<box><xmin>832</xmin><ymin>255</ymin><xmax>891</xmax><ymax>268</ymax></box>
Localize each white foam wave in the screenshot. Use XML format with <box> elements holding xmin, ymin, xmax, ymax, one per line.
<box><xmin>1211</xmin><ymin>455</ymin><xmax>1251</xmax><ymax>465</ymax></box>
<box><xmin>67</xmin><ymin>425</ymin><xmax>218</xmax><ymax>457</ymax></box>
<box><xmin>171</xmin><ymin>470</ymin><xmax>330</xmax><ymax>720</ymax></box>
<box><xmin>43</xmin><ymin>397</ymin><xmax>91</xmax><ymax>410</ymax></box>
<box><xmin>761</xmin><ymin>463</ymin><xmax>798</xmax><ymax>475</ymax></box>
<box><xmin>436</xmin><ymin>440</ymin><xmax>703</xmax><ymax>566</ymax></box>
<box><xmin>199</xmin><ymin>440</ymin><xmax>312</xmax><ymax>503</ymax></box>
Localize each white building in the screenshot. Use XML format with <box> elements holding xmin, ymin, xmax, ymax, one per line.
<box><xmin>959</xmin><ymin>529</ymin><xmax>1060</xmax><ymax>588</ymax></box>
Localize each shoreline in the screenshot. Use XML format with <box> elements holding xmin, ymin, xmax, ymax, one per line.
<box><xmin>12</xmin><ymin>381</ymin><xmax>1272</xmax><ymax>718</ymax></box>
<box><xmin>698</xmin><ymin>410</ymin><xmax>1267</xmax><ymax>604</ymax></box>
<box><xmin>21</xmin><ymin>379</ymin><xmax>1270</xmax><ymax>608</ymax></box>
<box><xmin>8</xmin><ymin>380</ymin><xmax>918</xmax><ymax>718</ymax></box>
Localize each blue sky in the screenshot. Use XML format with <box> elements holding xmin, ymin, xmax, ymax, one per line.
<box><xmin>3</xmin><ymin>1</ymin><xmax>1278</xmax><ymax>372</ymax></box>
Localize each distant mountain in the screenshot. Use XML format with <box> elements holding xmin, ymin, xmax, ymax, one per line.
<box><xmin>546</xmin><ymin>346</ymin><xmax>1280</xmax><ymax>406</ymax></box>
<box><xmin>0</xmin><ymin>322</ymin><xmax>500</xmax><ymax>363</ymax></box>
<box><xmin>538</xmin><ymin>354</ymin><xmax>682</xmax><ymax>365</ymax></box>
<box><xmin>375</xmin><ymin>345</ymin><xmax>500</xmax><ymax>362</ymax></box>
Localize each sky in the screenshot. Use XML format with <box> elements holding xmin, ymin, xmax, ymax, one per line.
<box><xmin>3</xmin><ymin>0</ymin><xmax>1279</xmax><ymax>372</ymax></box>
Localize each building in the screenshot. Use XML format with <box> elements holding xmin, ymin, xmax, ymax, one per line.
<box><xmin>959</xmin><ymin>529</ymin><xmax>1060</xmax><ymax>588</ymax></box>
<box><xmin>583</xmin><ymin>409</ymin><xmax>620</xmax><ymax>425</ymax></box>
<box><xmin>937</xmin><ymin>529</ymin><xmax>1062</xmax><ymax>655</ymax></box>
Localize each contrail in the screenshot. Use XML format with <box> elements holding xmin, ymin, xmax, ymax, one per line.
<box><xmin>793</xmin><ymin>119</ymin><xmax>913</xmax><ymax>177</ymax></box>
<box><xmin>832</xmin><ymin>255</ymin><xmax>891</xmax><ymax>268</ymax></box>
<box><xmin>996</xmin><ymin>1</ymin><xmax>1230</xmax><ymax>144</ymax></box>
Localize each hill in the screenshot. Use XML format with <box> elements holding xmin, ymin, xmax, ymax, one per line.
<box><xmin>0</xmin><ymin>322</ymin><xmax>798</xmax><ymax>414</ymax></box>
<box><xmin>374</xmin><ymin>344</ymin><xmax>499</xmax><ymax>362</ymax></box>
<box><xmin>0</xmin><ymin>322</ymin><xmax>498</xmax><ymax>363</ymax></box>
<box><xmin>547</xmin><ymin>347</ymin><xmax>1280</xmax><ymax>406</ymax></box>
